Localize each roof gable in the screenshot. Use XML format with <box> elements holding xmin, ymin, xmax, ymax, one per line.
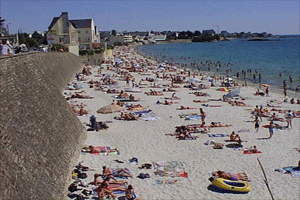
<box><xmin>48</xmin><ymin>17</ymin><xmax>59</xmax><ymax>30</ymax></box>
<box><xmin>69</xmin><ymin>19</ymin><xmax>92</xmax><ymax>28</ymax></box>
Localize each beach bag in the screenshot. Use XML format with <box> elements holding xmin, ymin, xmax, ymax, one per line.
<box><xmin>78</xmin><ymin>172</ymin><xmax>87</xmax><ymax>179</ymax></box>
<box><xmin>68</xmin><ymin>183</ymin><xmax>78</xmax><ymax>192</ymax></box>
<box><xmin>137</xmin><ymin>173</ymin><xmax>151</xmax><ymax>179</ymax></box>
<box><xmin>140</xmin><ymin>163</ymin><xmax>152</xmax><ymax>169</ymax></box>
<box><xmin>213</xmin><ymin>143</ymin><xmax>224</xmax><ymax>149</ymax></box>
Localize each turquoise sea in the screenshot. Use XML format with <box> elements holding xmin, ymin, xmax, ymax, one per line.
<box><xmin>137</xmin><ymin>36</ymin><xmax>300</xmax><ymax>92</ymax></box>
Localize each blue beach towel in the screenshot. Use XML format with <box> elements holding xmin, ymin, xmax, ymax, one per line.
<box><xmin>208</xmin><ymin>133</ymin><xmax>228</xmax><ymax>137</ymax></box>
<box><xmin>185</xmin><ymin>115</ymin><xmax>201</xmax><ymax>120</ymax></box>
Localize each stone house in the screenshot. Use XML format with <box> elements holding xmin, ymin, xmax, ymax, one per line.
<box><xmin>47</xmin><ymin>12</ymin><xmax>100</xmax><ymax>51</ymax></box>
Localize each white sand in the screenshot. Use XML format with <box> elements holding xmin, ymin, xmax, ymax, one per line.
<box><xmin>66</xmin><ymin>47</ymin><xmax>300</xmax><ymax>200</ymax></box>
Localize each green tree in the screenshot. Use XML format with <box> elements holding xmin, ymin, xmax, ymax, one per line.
<box><xmin>111</xmin><ymin>29</ymin><xmax>117</xmax><ymax>36</ymax></box>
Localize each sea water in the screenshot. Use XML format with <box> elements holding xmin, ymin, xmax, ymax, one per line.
<box><xmin>137</xmin><ymin>36</ymin><xmax>300</xmax><ymax>92</ymax></box>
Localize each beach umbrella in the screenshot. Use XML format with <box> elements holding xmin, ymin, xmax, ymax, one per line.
<box><xmin>125</xmin><ymin>88</ymin><xmax>142</xmax><ymax>93</ymax></box>
<box><xmin>97</xmin><ymin>104</ymin><xmax>124</xmax><ymax>114</ymax></box>
<box><xmin>226</xmin><ymin>88</ymin><xmax>240</xmax><ymax>98</ymax></box>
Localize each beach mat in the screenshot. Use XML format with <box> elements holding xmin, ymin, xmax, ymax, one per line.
<box><xmin>243</xmin><ymin>150</ymin><xmax>262</xmax><ymax>154</ymax></box>
<box><xmin>208</xmin><ymin>133</ymin><xmax>228</xmax><ymax>137</ymax></box>
<box><xmin>185</xmin><ymin>115</ymin><xmax>201</xmax><ymax>120</ymax></box>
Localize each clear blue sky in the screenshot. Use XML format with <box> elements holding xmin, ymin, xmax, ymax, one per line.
<box><xmin>1</xmin><ymin>0</ymin><xmax>299</xmax><ymax>35</ymax></box>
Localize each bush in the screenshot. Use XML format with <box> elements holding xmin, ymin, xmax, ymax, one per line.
<box><xmin>51</xmin><ymin>44</ymin><xmax>67</xmax><ymax>52</ymax></box>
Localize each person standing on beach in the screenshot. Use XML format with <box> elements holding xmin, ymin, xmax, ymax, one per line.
<box><xmin>269</xmin><ymin>121</ymin><xmax>274</xmax><ymax>138</ymax></box>
<box><xmin>265</xmin><ymin>87</ymin><xmax>269</xmax><ymax>97</ymax></box>
<box><xmin>283</xmin><ymin>80</ymin><xmax>287</xmax><ymax>88</ymax></box>
<box><xmin>254</xmin><ymin>105</ymin><xmax>262</xmax><ymax>122</ymax></box>
<box><xmin>199</xmin><ymin>108</ymin><xmax>206</xmax><ymax>123</ymax></box>
<box><xmin>285</xmin><ymin>110</ymin><xmax>293</xmax><ymax>129</ymax></box>
<box><xmin>254</xmin><ymin>116</ymin><xmax>260</xmax><ymax>132</ymax></box>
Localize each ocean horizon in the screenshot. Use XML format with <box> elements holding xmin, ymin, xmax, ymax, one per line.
<box><xmin>137</xmin><ymin>36</ymin><xmax>300</xmax><ymax>94</ymax></box>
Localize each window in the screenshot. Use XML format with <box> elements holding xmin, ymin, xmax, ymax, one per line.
<box><xmin>78</xmin><ymin>30</ymin><xmax>81</xmax><ymax>34</ymax></box>
<box><xmin>86</xmin><ymin>30</ymin><xmax>88</xmax><ymax>33</ymax></box>
<box><xmin>78</xmin><ymin>37</ymin><xmax>81</xmax><ymax>42</ymax></box>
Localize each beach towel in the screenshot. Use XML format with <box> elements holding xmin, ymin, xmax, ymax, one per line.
<box><xmin>276</xmin><ymin>167</ymin><xmax>300</xmax><ymax>177</ymax></box>
<box><xmin>154</xmin><ymin>161</ymin><xmax>187</xmax><ymax>177</ymax></box>
<box><xmin>179</xmin><ymin>113</ymin><xmax>197</xmax><ymax>118</ymax></box>
<box><xmin>142</xmin><ymin>113</ymin><xmax>160</xmax><ymax>121</ymax></box>
<box><xmin>185</xmin><ymin>115</ymin><xmax>201</xmax><ymax>120</ymax></box>
<box><xmin>155</xmin><ymin>179</ymin><xmax>180</xmax><ymax>185</ymax></box>
<box><xmin>243</xmin><ymin>150</ymin><xmax>262</xmax><ymax>154</ymax></box>
<box><xmin>134</xmin><ymin>110</ymin><xmax>151</xmax><ymax>114</ymax></box>
<box><xmin>208</xmin><ymin>133</ymin><xmax>228</xmax><ymax>137</ymax></box>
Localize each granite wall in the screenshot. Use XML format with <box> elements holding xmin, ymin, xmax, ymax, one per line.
<box><xmin>0</xmin><ymin>52</ymin><xmax>86</xmax><ymax>200</ymax></box>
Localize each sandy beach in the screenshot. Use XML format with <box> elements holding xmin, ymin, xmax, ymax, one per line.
<box><xmin>66</xmin><ymin>46</ymin><xmax>299</xmax><ymax>200</ymax></box>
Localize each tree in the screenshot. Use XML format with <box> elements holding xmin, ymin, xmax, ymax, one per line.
<box><xmin>194</xmin><ymin>30</ymin><xmax>201</xmax><ymax>36</ymax></box>
<box><xmin>111</xmin><ymin>29</ymin><xmax>117</xmax><ymax>36</ymax></box>
<box><xmin>187</xmin><ymin>30</ymin><xmax>193</xmax><ymax>38</ymax></box>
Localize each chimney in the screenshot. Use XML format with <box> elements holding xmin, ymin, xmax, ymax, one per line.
<box><xmin>61</xmin><ymin>12</ymin><xmax>69</xmax><ymax>34</ymax></box>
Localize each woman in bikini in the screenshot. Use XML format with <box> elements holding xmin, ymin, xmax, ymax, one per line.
<box><xmin>212</xmin><ymin>171</ymin><xmax>250</xmax><ymax>181</ymax></box>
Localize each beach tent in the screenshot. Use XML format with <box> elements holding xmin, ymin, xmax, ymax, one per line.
<box><xmin>97</xmin><ymin>104</ymin><xmax>124</xmax><ymax>114</ymax></box>
<box><xmin>226</xmin><ymin>88</ymin><xmax>240</xmax><ymax>98</ymax></box>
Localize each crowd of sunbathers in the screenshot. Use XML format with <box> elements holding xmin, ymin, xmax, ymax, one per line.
<box><xmin>93</xmin><ymin>166</ymin><xmax>135</xmax><ymax>199</ymax></box>
<box><xmin>115</xmin><ymin>112</ymin><xmax>141</xmax><ymax>120</ymax></box>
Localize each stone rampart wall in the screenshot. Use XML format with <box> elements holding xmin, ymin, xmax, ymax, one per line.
<box><xmin>0</xmin><ymin>52</ymin><xmax>86</xmax><ymax>200</ymax></box>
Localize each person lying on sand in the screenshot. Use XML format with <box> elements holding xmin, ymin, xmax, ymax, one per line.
<box><xmin>102</xmin><ymin>166</ymin><xmax>133</xmax><ymax>179</ymax></box>
<box><xmin>192</xmin><ymin>92</ymin><xmax>210</xmax><ymax>96</ymax></box>
<box><xmin>81</xmin><ymin>146</ymin><xmax>119</xmax><ymax>154</ymax></box>
<box><xmin>210</xmin><ymin>122</ymin><xmax>231</xmax><ymax>127</ymax></box>
<box><xmin>66</xmin><ymin>92</ymin><xmax>94</xmax><ymax>100</ymax></box>
<box><xmin>102</xmin><ymin>177</ymin><xmax>126</xmax><ymax>192</ymax></box>
<box><xmin>93</xmin><ymin>173</ymin><xmax>127</xmax><ymax>186</ymax></box>
<box><xmin>230</xmin><ymin>100</ymin><xmax>248</xmax><ymax>107</ymax></box>
<box><xmin>269</xmin><ymin>113</ymin><xmax>284</xmax><ymax>121</ymax></box>
<box><xmin>106</xmin><ymin>89</ymin><xmax>120</xmax><ymax>94</ymax></box>
<box><xmin>177</xmin><ymin>106</ymin><xmax>196</xmax><ymax>110</ymax></box>
<box><xmin>193</xmin><ymin>100</ymin><xmax>208</xmax><ymax>103</ymax></box>
<box><xmin>96</xmin><ymin>182</ymin><xmax>117</xmax><ymax>199</ymax></box>
<box><xmin>119</xmin><ymin>90</ymin><xmax>129</xmax><ymax>98</ymax></box>
<box><xmin>176</xmin><ymin>130</ymin><xmax>197</xmax><ymax>140</ymax></box>
<box><xmin>212</xmin><ymin>170</ymin><xmax>250</xmax><ymax>182</ymax></box>
<box><xmin>229</xmin><ymin>131</ymin><xmax>242</xmax><ymax>145</ymax></box>
<box><xmin>119</xmin><ymin>112</ymin><xmax>140</xmax><ymax>120</ymax></box>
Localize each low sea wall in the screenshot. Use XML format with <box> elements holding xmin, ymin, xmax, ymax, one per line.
<box><xmin>0</xmin><ymin>52</ymin><xmax>86</xmax><ymax>200</ymax></box>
